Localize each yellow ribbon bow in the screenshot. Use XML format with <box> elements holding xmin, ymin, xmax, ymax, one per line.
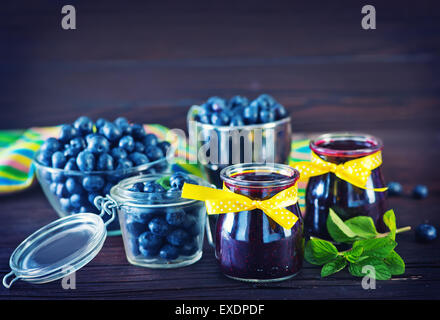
<box><xmin>181</xmin><ymin>183</ymin><xmax>299</xmax><ymax>229</ymax></box>
<box><xmin>294</xmin><ymin>150</ymin><xmax>387</xmax><ymax>192</ymax></box>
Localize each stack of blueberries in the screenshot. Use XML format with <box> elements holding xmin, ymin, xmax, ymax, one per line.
<box><xmin>36</xmin><ymin>116</ymin><xmax>170</xmax><ymax>215</ymax></box>
<box><xmin>194</xmin><ymin>94</ymin><xmax>288</xmax><ymax>126</ymax></box>
<box><xmin>124</xmin><ymin>172</ymin><xmax>203</xmax><ymax>260</ymax></box>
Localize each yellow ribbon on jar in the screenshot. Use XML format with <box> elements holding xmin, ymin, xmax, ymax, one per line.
<box><xmin>181</xmin><ymin>183</ymin><xmax>299</xmax><ymax>229</ymax></box>
<box><xmin>294</xmin><ymin>150</ymin><xmax>387</xmax><ymax>192</ymax></box>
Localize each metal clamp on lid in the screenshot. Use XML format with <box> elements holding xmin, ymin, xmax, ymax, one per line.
<box><xmin>94</xmin><ymin>195</ymin><xmax>118</xmax><ymax>228</ymax></box>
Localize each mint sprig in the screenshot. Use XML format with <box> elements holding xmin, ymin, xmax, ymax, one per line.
<box><xmin>305</xmin><ymin>209</ymin><xmax>410</xmax><ymax>280</ymax></box>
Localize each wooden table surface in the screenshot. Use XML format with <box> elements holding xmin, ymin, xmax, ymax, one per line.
<box><xmin>0</xmin><ymin>0</ymin><xmax>439</xmax><ymax>300</ymax></box>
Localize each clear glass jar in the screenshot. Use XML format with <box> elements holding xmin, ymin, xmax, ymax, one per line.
<box><xmin>109</xmin><ymin>174</ymin><xmax>210</xmax><ymax>268</ymax></box>
<box><xmin>304</xmin><ymin>133</ymin><xmax>388</xmax><ymax>239</ymax></box>
<box><xmin>215</xmin><ymin>163</ymin><xmax>304</xmax><ymax>282</ymax></box>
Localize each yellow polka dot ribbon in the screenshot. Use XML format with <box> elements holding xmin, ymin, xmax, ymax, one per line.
<box><xmin>181</xmin><ymin>183</ymin><xmax>299</xmax><ymax>229</ymax></box>
<box><xmin>294</xmin><ymin>151</ymin><xmax>387</xmax><ymax>192</ymax></box>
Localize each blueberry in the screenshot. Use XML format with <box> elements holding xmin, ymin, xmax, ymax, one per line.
<box><xmin>59</xmin><ymin>124</ymin><xmax>78</xmax><ymax>143</ymax></box>
<box><xmin>166</xmin><ymin>229</ymin><xmax>189</xmax><ymax>247</ymax></box>
<box><xmin>138</xmin><ymin>231</ymin><xmax>163</xmax><ymax>249</ymax></box>
<box><xmin>82</xmin><ymin>175</ymin><xmax>105</xmax><ymax>192</ymax></box>
<box><xmin>70</xmin><ymin>137</ymin><xmax>86</xmax><ymax>150</ymax></box>
<box><xmin>129</xmin><ymin>182</ymin><xmax>145</xmax><ymax>192</ymax></box>
<box><xmin>116</xmin><ymin>159</ymin><xmax>133</xmax><ymax>170</ymax></box>
<box><xmin>70</xmin><ymin>194</ymin><xmax>86</xmax><ymax>209</ymax></box>
<box><xmin>131</xmin><ymin>124</ymin><xmax>146</xmax><ymax>139</ymax></box>
<box><xmin>211</xmin><ymin>112</ymin><xmax>230</xmax><ymax>126</ymax></box>
<box><xmin>97</xmin><ymin>153</ymin><xmax>114</xmax><ymax>171</ymax></box>
<box><xmin>125</xmin><ymin>216</ymin><xmax>146</xmax><ymax>237</ymax></box>
<box><xmin>134</xmin><ymin>142</ymin><xmax>145</xmax><ymax>153</ymax></box>
<box><xmin>111</xmin><ymin>147</ymin><xmax>128</xmax><ymax>160</ymax></box>
<box><xmin>59</xmin><ymin>198</ymin><xmax>72</xmax><ymax>212</ymax></box>
<box><xmin>387</xmin><ymin>182</ymin><xmax>403</xmax><ymax>196</ymax></box>
<box><xmin>64</xmin><ymin>158</ymin><xmax>78</xmax><ymax>171</ymax></box>
<box><xmin>143</xmin><ymin>181</ymin><xmax>164</xmax><ymax>193</ymax></box>
<box><xmin>114</xmin><ymin>117</ymin><xmax>130</xmax><ymax>133</ymax></box>
<box><xmin>272</xmin><ymin>103</ymin><xmax>288</xmax><ymax>120</ymax></box>
<box><xmin>49</xmin><ymin>182</ymin><xmax>57</xmax><ymax>194</ymax></box>
<box><xmin>99</xmin><ymin>122</ymin><xmax>122</xmax><ymax>142</ymax></box>
<box><xmin>119</xmin><ymin>135</ymin><xmax>135</xmax><ymax>153</ymax></box>
<box><xmin>51</xmin><ymin>151</ymin><xmax>66</xmax><ymax>169</ymax></box>
<box><xmin>207</xmin><ymin>97</ymin><xmax>227</xmax><ymax>112</ymax></box>
<box><xmin>102</xmin><ymin>182</ymin><xmax>113</xmax><ymax>195</ymax></box>
<box><xmin>139</xmin><ymin>245</ymin><xmax>159</xmax><ymax>258</ymax></box>
<box><xmin>95</xmin><ymin>118</ymin><xmax>108</xmax><ymax>129</ymax></box>
<box><xmin>412</xmin><ymin>185</ymin><xmax>428</xmax><ymax>199</ymax></box>
<box><xmin>166</xmin><ymin>209</ymin><xmax>186</xmax><ymax>226</ymax></box>
<box><xmin>257</xmin><ymin>94</ymin><xmax>276</xmax><ymax>108</ymax></box>
<box><xmin>88</xmin><ymin>192</ymin><xmax>99</xmax><ymax>205</ymax></box>
<box><xmin>142</xmin><ymin>133</ymin><xmax>158</xmax><ymax>147</ymax></box>
<box><xmin>197</xmin><ymin>112</ymin><xmax>211</xmax><ymax>124</ymax></box>
<box><xmin>243</xmin><ymin>102</ymin><xmax>259</xmax><ymax>124</ymax></box>
<box><xmin>65</xmin><ymin>177</ymin><xmax>83</xmax><ymax>194</ymax></box>
<box><xmin>129</xmin><ymin>152</ymin><xmax>150</xmax><ymax>166</ymax></box>
<box><xmin>73</xmin><ymin>116</ymin><xmax>93</xmax><ymax>135</ymax></box>
<box><xmin>55</xmin><ymin>183</ymin><xmax>69</xmax><ymax>198</ymax></box>
<box><xmin>230</xmin><ymin>115</ymin><xmax>245</xmax><ymax>126</ymax></box>
<box><xmin>148</xmin><ymin>217</ymin><xmax>171</xmax><ymax>236</ymax></box>
<box><xmin>259</xmin><ymin>108</ymin><xmax>275</xmax><ymax>123</ymax></box>
<box><xmin>415</xmin><ymin>224</ymin><xmax>437</xmax><ymax>242</ymax></box>
<box><xmin>159</xmin><ymin>244</ymin><xmax>180</xmax><ymax>260</ymax></box>
<box><xmin>76</xmin><ymin>150</ymin><xmax>95</xmax><ymax>172</ymax></box>
<box><xmin>182</xmin><ymin>215</ymin><xmax>200</xmax><ymax>236</ymax></box>
<box><xmin>36</xmin><ymin>152</ymin><xmax>51</xmax><ymax>166</ymax></box>
<box><xmin>145</xmin><ymin>146</ymin><xmax>164</xmax><ymax>161</ymax></box>
<box><xmin>157</xmin><ymin>141</ymin><xmax>171</xmax><ymax>155</ymax></box>
<box><xmin>87</xmin><ymin>135</ymin><xmax>110</xmax><ymax>155</ymax></box>
<box><xmin>40</xmin><ymin>137</ymin><xmax>60</xmax><ymax>154</ymax></box>
<box><xmin>180</xmin><ymin>237</ymin><xmax>199</xmax><ymax>256</ymax></box>
<box><xmin>228</xmin><ymin>95</ymin><xmax>249</xmax><ymax>109</ymax></box>
<box><xmin>63</xmin><ymin>145</ymin><xmax>80</xmax><ymax>158</ymax></box>
<box><xmin>170</xmin><ymin>173</ymin><xmax>188</xmax><ymax>190</ymax></box>
<box><xmin>166</xmin><ymin>187</ymin><xmax>181</xmax><ymax>199</ymax></box>
<box><xmin>51</xmin><ymin>172</ymin><xmax>65</xmax><ymax>183</ymax></box>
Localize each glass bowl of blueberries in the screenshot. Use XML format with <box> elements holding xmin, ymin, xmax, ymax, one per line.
<box><xmin>108</xmin><ymin>172</ymin><xmax>212</xmax><ymax>268</ymax></box>
<box><xmin>187</xmin><ymin>94</ymin><xmax>292</xmax><ymax>188</ymax></box>
<box><xmin>33</xmin><ymin>116</ymin><xmax>173</xmax><ymax>235</ymax></box>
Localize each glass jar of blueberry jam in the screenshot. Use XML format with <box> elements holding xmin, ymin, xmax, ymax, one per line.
<box><xmin>216</xmin><ymin>163</ymin><xmax>304</xmax><ymax>282</ymax></box>
<box><xmin>304</xmin><ymin>133</ymin><xmax>388</xmax><ymax>239</ymax></box>
<box><xmin>108</xmin><ymin>173</ymin><xmax>212</xmax><ymax>268</ymax></box>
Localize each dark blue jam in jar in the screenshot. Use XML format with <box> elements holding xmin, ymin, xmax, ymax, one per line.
<box><xmin>216</xmin><ymin>164</ymin><xmax>304</xmax><ymax>282</ymax></box>
<box><xmin>304</xmin><ymin>133</ymin><xmax>388</xmax><ymax>240</ymax></box>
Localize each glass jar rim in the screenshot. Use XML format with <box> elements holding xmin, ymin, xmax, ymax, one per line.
<box><xmin>310</xmin><ymin>132</ymin><xmax>383</xmax><ymax>158</ymax></box>
<box><xmin>220</xmin><ymin>163</ymin><xmax>300</xmax><ymax>188</ymax></box>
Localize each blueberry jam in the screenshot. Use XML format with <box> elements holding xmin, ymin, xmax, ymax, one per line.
<box><xmin>304</xmin><ymin>133</ymin><xmax>388</xmax><ymax>240</ymax></box>
<box><xmin>216</xmin><ymin>164</ymin><xmax>304</xmax><ymax>282</ymax></box>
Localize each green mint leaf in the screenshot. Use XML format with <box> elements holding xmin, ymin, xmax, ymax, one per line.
<box><xmin>383</xmin><ymin>209</ymin><xmax>397</xmax><ymax>240</ymax></box>
<box><xmin>321</xmin><ymin>256</ymin><xmax>347</xmax><ymax>277</ymax></box>
<box><xmin>326</xmin><ymin>209</ymin><xmax>357</xmax><ymax>243</ymax></box>
<box><xmin>305</xmin><ymin>237</ymin><xmax>339</xmax><ymax>265</ymax></box>
<box><xmin>384</xmin><ymin>250</ymin><xmax>405</xmax><ymax>275</ymax></box>
<box><xmin>343</xmin><ymin>246</ymin><xmax>364</xmax><ymax>263</ymax></box>
<box><xmin>156</xmin><ymin>176</ymin><xmax>171</xmax><ymax>190</ymax></box>
<box><xmin>353</xmin><ymin>237</ymin><xmax>397</xmax><ymax>258</ymax></box>
<box><xmin>345</xmin><ymin>216</ymin><xmax>378</xmax><ymax>238</ymax></box>
<box><xmin>349</xmin><ymin>257</ymin><xmax>392</xmax><ymax>280</ymax></box>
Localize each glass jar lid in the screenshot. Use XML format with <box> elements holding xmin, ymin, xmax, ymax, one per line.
<box><xmin>2</xmin><ymin>211</ymin><xmax>111</xmax><ymax>288</ymax></box>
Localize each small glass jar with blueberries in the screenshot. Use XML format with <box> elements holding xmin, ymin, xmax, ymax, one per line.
<box><xmin>108</xmin><ymin>172</ymin><xmax>212</xmax><ymax>268</ymax></box>
<box><xmin>187</xmin><ymin>94</ymin><xmax>292</xmax><ymax>188</ymax></box>
<box><xmin>34</xmin><ymin>116</ymin><xmax>172</xmax><ymax>235</ymax></box>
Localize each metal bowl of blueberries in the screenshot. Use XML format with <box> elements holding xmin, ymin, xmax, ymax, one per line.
<box><xmin>108</xmin><ymin>172</ymin><xmax>212</xmax><ymax>268</ymax></box>
<box><xmin>187</xmin><ymin>94</ymin><xmax>292</xmax><ymax>188</ymax></box>
<box><xmin>33</xmin><ymin>116</ymin><xmax>173</xmax><ymax>236</ymax></box>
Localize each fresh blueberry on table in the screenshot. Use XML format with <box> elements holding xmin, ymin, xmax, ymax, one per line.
<box><xmin>387</xmin><ymin>181</ymin><xmax>403</xmax><ymax>196</ymax></box>
<box><xmin>166</xmin><ymin>229</ymin><xmax>189</xmax><ymax>247</ymax></box>
<box><xmin>148</xmin><ymin>217</ymin><xmax>171</xmax><ymax>236</ymax></box>
<box><xmin>76</xmin><ymin>150</ymin><xmax>95</xmax><ymax>172</ymax></box>
<box><xmin>159</xmin><ymin>244</ymin><xmax>180</xmax><ymax>260</ymax></box>
<box><xmin>415</xmin><ymin>224</ymin><xmax>437</xmax><ymax>242</ymax></box>
<box><xmin>412</xmin><ymin>185</ymin><xmax>428</xmax><ymax>199</ymax></box>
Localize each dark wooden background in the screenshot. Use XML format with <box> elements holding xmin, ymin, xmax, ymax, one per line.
<box><xmin>0</xmin><ymin>0</ymin><xmax>439</xmax><ymax>299</ymax></box>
